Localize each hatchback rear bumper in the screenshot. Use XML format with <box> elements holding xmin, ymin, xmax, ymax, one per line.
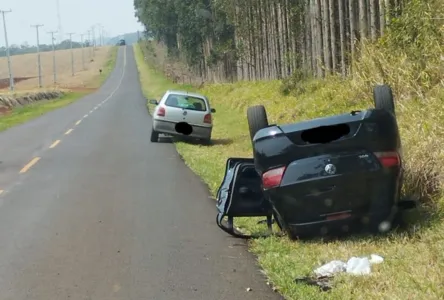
<box><xmin>153</xmin><ymin>119</ymin><xmax>212</xmax><ymax>139</ymax></box>
<box><xmin>286</xmin><ymin>207</ymin><xmax>398</xmax><ymax>238</ymax></box>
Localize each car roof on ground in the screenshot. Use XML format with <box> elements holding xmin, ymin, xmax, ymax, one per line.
<box><xmin>165</xmin><ymin>90</ymin><xmax>207</xmax><ymax>99</ymax></box>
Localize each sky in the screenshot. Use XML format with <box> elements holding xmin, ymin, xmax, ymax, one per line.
<box><xmin>0</xmin><ymin>0</ymin><xmax>145</xmax><ymax>46</ymax></box>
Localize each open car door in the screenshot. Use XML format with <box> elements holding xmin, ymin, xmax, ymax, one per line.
<box><xmin>216</xmin><ymin>157</ymin><xmax>276</xmax><ymax>239</ymax></box>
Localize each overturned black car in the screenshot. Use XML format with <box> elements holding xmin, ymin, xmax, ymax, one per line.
<box><xmin>216</xmin><ymin>85</ymin><xmax>405</xmax><ymax>240</ymax></box>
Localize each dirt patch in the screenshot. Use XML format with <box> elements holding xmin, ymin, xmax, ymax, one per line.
<box><xmin>0</xmin><ymin>106</ymin><xmax>11</xmax><ymax>116</ymax></box>
<box><xmin>0</xmin><ymin>77</ymin><xmax>35</xmax><ymax>89</ymax></box>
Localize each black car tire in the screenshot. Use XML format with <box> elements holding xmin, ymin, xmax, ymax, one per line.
<box><xmin>150</xmin><ymin>128</ymin><xmax>159</xmax><ymax>142</ymax></box>
<box><xmin>247</xmin><ymin>105</ymin><xmax>269</xmax><ymax>141</ymax></box>
<box><xmin>373</xmin><ymin>84</ymin><xmax>395</xmax><ymax>115</ymax></box>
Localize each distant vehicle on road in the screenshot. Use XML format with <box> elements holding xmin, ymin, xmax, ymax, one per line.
<box><xmin>149</xmin><ymin>90</ymin><xmax>216</xmax><ymax>144</ymax></box>
<box><xmin>118</xmin><ymin>39</ymin><xmax>126</xmax><ymax>46</ymax></box>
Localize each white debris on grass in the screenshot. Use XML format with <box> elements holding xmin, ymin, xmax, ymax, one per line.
<box><xmin>314</xmin><ymin>254</ymin><xmax>384</xmax><ymax>277</ymax></box>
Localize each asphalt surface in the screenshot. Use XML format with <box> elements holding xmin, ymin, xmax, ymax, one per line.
<box><xmin>0</xmin><ymin>46</ymin><xmax>282</xmax><ymax>300</ymax></box>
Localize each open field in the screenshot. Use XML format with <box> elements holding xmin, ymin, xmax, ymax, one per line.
<box><xmin>0</xmin><ymin>46</ymin><xmax>112</xmax><ymax>92</ymax></box>
<box><xmin>0</xmin><ymin>46</ymin><xmax>117</xmax><ymax>132</ymax></box>
<box><xmin>134</xmin><ymin>40</ymin><xmax>444</xmax><ymax>300</ymax></box>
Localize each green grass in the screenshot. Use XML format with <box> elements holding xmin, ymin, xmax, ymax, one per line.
<box><xmin>134</xmin><ymin>42</ymin><xmax>444</xmax><ymax>299</ymax></box>
<box><xmin>0</xmin><ymin>92</ymin><xmax>87</xmax><ymax>131</ymax></box>
<box><xmin>0</xmin><ymin>46</ymin><xmax>118</xmax><ymax>132</ymax></box>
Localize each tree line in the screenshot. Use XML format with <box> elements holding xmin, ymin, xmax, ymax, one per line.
<box><xmin>134</xmin><ymin>0</ymin><xmax>441</xmax><ymax>83</ymax></box>
<box><xmin>0</xmin><ymin>40</ymin><xmax>93</xmax><ymax>57</ymax></box>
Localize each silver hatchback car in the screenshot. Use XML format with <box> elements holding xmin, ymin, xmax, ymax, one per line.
<box><xmin>149</xmin><ymin>90</ymin><xmax>216</xmax><ymax>143</ymax></box>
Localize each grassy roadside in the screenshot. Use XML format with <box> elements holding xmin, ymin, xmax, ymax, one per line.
<box><xmin>134</xmin><ymin>39</ymin><xmax>444</xmax><ymax>300</ymax></box>
<box><xmin>0</xmin><ymin>46</ymin><xmax>118</xmax><ymax>132</ymax></box>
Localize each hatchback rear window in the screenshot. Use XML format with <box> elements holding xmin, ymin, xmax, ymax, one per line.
<box><xmin>164</xmin><ymin>94</ymin><xmax>207</xmax><ymax>111</ymax></box>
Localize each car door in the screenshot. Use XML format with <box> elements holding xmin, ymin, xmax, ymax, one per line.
<box><xmin>216</xmin><ymin>157</ymin><xmax>273</xmax><ymax>218</ymax></box>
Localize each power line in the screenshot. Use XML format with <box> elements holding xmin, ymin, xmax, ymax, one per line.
<box><xmin>31</xmin><ymin>24</ymin><xmax>44</xmax><ymax>88</ymax></box>
<box><xmin>48</xmin><ymin>30</ymin><xmax>58</xmax><ymax>85</ymax></box>
<box><xmin>67</xmin><ymin>32</ymin><xmax>75</xmax><ymax>76</ymax></box>
<box><xmin>0</xmin><ymin>9</ymin><xmax>13</xmax><ymax>91</ymax></box>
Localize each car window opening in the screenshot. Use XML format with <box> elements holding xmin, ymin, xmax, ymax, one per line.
<box><xmin>164</xmin><ymin>94</ymin><xmax>207</xmax><ymax>112</ymax></box>
<box><xmin>301</xmin><ymin>123</ymin><xmax>351</xmax><ymax>144</ymax></box>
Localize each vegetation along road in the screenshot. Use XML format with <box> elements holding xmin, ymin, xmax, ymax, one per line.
<box><xmin>134</xmin><ymin>0</ymin><xmax>444</xmax><ymax>299</ymax></box>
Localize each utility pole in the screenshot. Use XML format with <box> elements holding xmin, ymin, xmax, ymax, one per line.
<box><xmin>87</xmin><ymin>30</ymin><xmax>92</xmax><ymax>59</ymax></box>
<box><xmin>56</xmin><ymin>0</ymin><xmax>63</xmax><ymax>43</ymax></box>
<box><xmin>31</xmin><ymin>24</ymin><xmax>44</xmax><ymax>88</ymax></box>
<box><xmin>91</xmin><ymin>25</ymin><xmax>96</xmax><ymax>57</ymax></box>
<box><xmin>48</xmin><ymin>30</ymin><xmax>58</xmax><ymax>85</ymax></box>
<box><xmin>80</xmin><ymin>33</ymin><xmax>85</xmax><ymax>70</ymax></box>
<box><xmin>99</xmin><ymin>25</ymin><xmax>103</xmax><ymax>46</ymax></box>
<box><xmin>0</xmin><ymin>9</ymin><xmax>13</xmax><ymax>91</ymax></box>
<box><xmin>67</xmin><ymin>32</ymin><xmax>75</xmax><ymax>76</ymax></box>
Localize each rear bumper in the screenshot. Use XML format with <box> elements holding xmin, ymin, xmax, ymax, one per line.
<box><xmin>286</xmin><ymin>207</ymin><xmax>398</xmax><ymax>238</ymax></box>
<box><xmin>152</xmin><ymin>119</ymin><xmax>212</xmax><ymax>139</ymax></box>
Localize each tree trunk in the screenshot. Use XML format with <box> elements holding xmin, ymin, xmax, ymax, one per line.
<box><xmin>370</xmin><ymin>0</ymin><xmax>377</xmax><ymax>40</ymax></box>
<box><xmin>273</xmin><ymin>1</ymin><xmax>282</xmax><ymax>79</ymax></box>
<box><xmin>359</xmin><ymin>0</ymin><xmax>368</xmax><ymax>43</ymax></box>
<box><xmin>349</xmin><ymin>0</ymin><xmax>357</xmax><ymax>64</ymax></box>
<box><xmin>338</xmin><ymin>0</ymin><xmax>346</xmax><ymax>75</ymax></box>
<box><xmin>329</xmin><ymin>0</ymin><xmax>337</xmax><ymax>73</ymax></box>
<box><xmin>305</xmin><ymin>0</ymin><xmax>313</xmax><ymax>73</ymax></box>
<box><xmin>311</xmin><ymin>0</ymin><xmax>318</xmax><ymax>76</ymax></box>
<box><xmin>321</xmin><ymin>0</ymin><xmax>331</xmax><ymax>74</ymax></box>
<box><xmin>316</xmin><ymin>0</ymin><xmax>324</xmax><ymax>77</ymax></box>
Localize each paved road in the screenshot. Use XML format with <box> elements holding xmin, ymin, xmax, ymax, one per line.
<box><xmin>0</xmin><ymin>46</ymin><xmax>282</xmax><ymax>300</ymax></box>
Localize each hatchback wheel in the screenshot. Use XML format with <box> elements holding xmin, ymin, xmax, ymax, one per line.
<box><xmin>373</xmin><ymin>85</ymin><xmax>395</xmax><ymax>115</ymax></box>
<box><xmin>150</xmin><ymin>128</ymin><xmax>159</xmax><ymax>142</ymax></box>
<box><xmin>247</xmin><ymin>105</ymin><xmax>269</xmax><ymax>142</ymax></box>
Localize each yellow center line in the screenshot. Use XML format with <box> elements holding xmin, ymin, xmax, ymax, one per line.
<box><xmin>0</xmin><ymin>190</ymin><xmax>3</xmax><ymax>195</ymax></box>
<box><xmin>49</xmin><ymin>140</ymin><xmax>61</xmax><ymax>149</ymax></box>
<box><xmin>75</xmin><ymin>120</ymin><xmax>82</xmax><ymax>125</ymax></box>
<box><xmin>19</xmin><ymin>157</ymin><xmax>41</xmax><ymax>174</ymax></box>
<box><xmin>65</xmin><ymin>129</ymin><xmax>73</xmax><ymax>135</ymax></box>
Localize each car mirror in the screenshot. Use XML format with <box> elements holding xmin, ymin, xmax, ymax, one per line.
<box><xmin>149</xmin><ymin>99</ymin><xmax>158</xmax><ymax>105</ymax></box>
<box><xmin>211</xmin><ymin>108</ymin><xmax>216</xmax><ymax>113</ymax></box>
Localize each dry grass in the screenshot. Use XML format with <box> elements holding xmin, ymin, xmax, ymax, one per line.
<box><xmin>0</xmin><ymin>46</ymin><xmax>112</xmax><ymax>92</ymax></box>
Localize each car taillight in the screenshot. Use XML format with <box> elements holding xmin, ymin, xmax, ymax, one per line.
<box><xmin>203</xmin><ymin>113</ymin><xmax>212</xmax><ymax>124</ymax></box>
<box><xmin>262</xmin><ymin>166</ymin><xmax>286</xmax><ymax>189</ymax></box>
<box><xmin>157</xmin><ymin>107</ymin><xmax>165</xmax><ymax>116</ymax></box>
<box><xmin>374</xmin><ymin>151</ymin><xmax>400</xmax><ymax>168</ymax></box>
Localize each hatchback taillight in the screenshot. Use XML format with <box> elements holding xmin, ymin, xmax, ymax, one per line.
<box><xmin>262</xmin><ymin>166</ymin><xmax>286</xmax><ymax>190</ymax></box>
<box><xmin>157</xmin><ymin>107</ymin><xmax>165</xmax><ymax>117</ymax></box>
<box><xmin>374</xmin><ymin>151</ymin><xmax>400</xmax><ymax>168</ymax></box>
<box><xmin>203</xmin><ymin>113</ymin><xmax>212</xmax><ymax>124</ymax></box>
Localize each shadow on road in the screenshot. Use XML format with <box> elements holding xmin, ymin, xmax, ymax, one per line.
<box><xmin>156</xmin><ymin>134</ymin><xmax>233</xmax><ymax>146</ymax></box>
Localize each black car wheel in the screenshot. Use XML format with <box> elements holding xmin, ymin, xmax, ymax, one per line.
<box><xmin>150</xmin><ymin>128</ymin><xmax>159</xmax><ymax>142</ymax></box>
<box><xmin>247</xmin><ymin>105</ymin><xmax>269</xmax><ymax>141</ymax></box>
<box><xmin>373</xmin><ymin>84</ymin><xmax>395</xmax><ymax>115</ymax></box>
